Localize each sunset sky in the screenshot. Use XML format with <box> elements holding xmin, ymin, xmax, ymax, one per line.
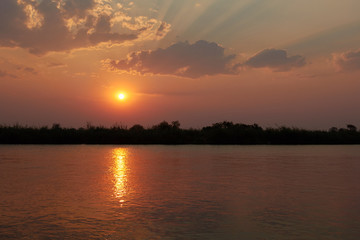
<box><xmin>1</xmin><ymin>0</ymin><xmax>360</xmax><ymax>129</ymax></box>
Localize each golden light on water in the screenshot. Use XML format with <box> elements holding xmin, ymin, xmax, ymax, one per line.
<box><xmin>112</xmin><ymin>148</ymin><xmax>128</xmax><ymax>201</ymax></box>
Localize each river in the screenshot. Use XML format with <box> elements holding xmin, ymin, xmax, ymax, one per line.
<box><xmin>0</xmin><ymin>145</ymin><xmax>359</xmax><ymax>239</ymax></box>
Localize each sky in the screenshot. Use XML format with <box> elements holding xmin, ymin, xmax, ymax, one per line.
<box><xmin>1</xmin><ymin>0</ymin><xmax>360</xmax><ymax>129</ymax></box>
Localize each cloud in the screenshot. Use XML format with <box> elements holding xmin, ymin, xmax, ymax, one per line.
<box><xmin>106</xmin><ymin>43</ymin><xmax>307</xmax><ymax>78</ymax></box>
<box><xmin>0</xmin><ymin>0</ymin><xmax>170</xmax><ymax>55</ymax></box>
<box><xmin>244</xmin><ymin>49</ymin><xmax>306</xmax><ymax>71</ymax></box>
<box><xmin>0</xmin><ymin>70</ymin><xmax>17</xmax><ymax>78</ymax></box>
<box><xmin>333</xmin><ymin>49</ymin><xmax>360</xmax><ymax>71</ymax></box>
<box><xmin>0</xmin><ymin>70</ymin><xmax>7</xmax><ymax>77</ymax></box>
<box><xmin>19</xmin><ymin>66</ymin><xmax>37</xmax><ymax>74</ymax></box>
<box><xmin>155</xmin><ymin>22</ymin><xmax>171</xmax><ymax>39</ymax></box>
<box><xmin>47</xmin><ymin>62</ymin><xmax>67</xmax><ymax>68</ymax></box>
<box><xmin>106</xmin><ymin>40</ymin><xmax>237</xmax><ymax>78</ymax></box>
<box><xmin>63</xmin><ymin>0</ymin><xmax>95</xmax><ymax>18</ymax></box>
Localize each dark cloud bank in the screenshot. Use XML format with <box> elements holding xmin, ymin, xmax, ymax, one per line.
<box><xmin>108</xmin><ymin>41</ymin><xmax>306</xmax><ymax>78</ymax></box>
<box><xmin>108</xmin><ymin>40</ymin><xmax>237</xmax><ymax>78</ymax></box>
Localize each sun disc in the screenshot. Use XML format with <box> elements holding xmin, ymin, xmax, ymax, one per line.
<box><xmin>118</xmin><ymin>93</ymin><xmax>125</xmax><ymax>100</ymax></box>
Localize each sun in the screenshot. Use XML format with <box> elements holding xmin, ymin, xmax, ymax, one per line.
<box><xmin>118</xmin><ymin>93</ymin><xmax>126</xmax><ymax>100</ymax></box>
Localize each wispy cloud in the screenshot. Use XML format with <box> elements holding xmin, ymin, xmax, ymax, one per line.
<box><xmin>16</xmin><ymin>66</ymin><xmax>37</xmax><ymax>75</ymax></box>
<box><xmin>333</xmin><ymin>49</ymin><xmax>360</xmax><ymax>71</ymax></box>
<box><xmin>0</xmin><ymin>70</ymin><xmax>17</xmax><ymax>78</ymax></box>
<box><xmin>47</xmin><ymin>62</ymin><xmax>67</xmax><ymax>68</ymax></box>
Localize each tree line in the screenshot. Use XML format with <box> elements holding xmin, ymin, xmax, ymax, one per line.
<box><xmin>0</xmin><ymin>121</ymin><xmax>359</xmax><ymax>144</ymax></box>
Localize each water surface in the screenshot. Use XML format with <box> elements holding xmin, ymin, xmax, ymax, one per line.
<box><xmin>0</xmin><ymin>145</ymin><xmax>359</xmax><ymax>239</ymax></box>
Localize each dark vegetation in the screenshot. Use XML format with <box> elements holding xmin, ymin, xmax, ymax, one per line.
<box><xmin>0</xmin><ymin>121</ymin><xmax>359</xmax><ymax>144</ymax></box>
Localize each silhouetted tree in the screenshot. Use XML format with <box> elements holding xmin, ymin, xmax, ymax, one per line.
<box><xmin>171</xmin><ymin>121</ymin><xmax>180</xmax><ymax>129</ymax></box>
<box><xmin>51</xmin><ymin>123</ymin><xmax>61</xmax><ymax>130</ymax></box>
<box><xmin>130</xmin><ymin>124</ymin><xmax>145</xmax><ymax>131</ymax></box>
<box><xmin>153</xmin><ymin>121</ymin><xmax>172</xmax><ymax>131</ymax></box>
<box><xmin>347</xmin><ymin>124</ymin><xmax>357</xmax><ymax>132</ymax></box>
<box><xmin>329</xmin><ymin>127</ymin><xmax>338</xmax><ymax>132</ymax></box>
<box><xmin>1</xmin><ymin>121</ymin><xmax>360</xmax><ymax>144</ymax></box>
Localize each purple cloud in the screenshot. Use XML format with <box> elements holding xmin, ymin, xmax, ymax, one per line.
<box><xmin>107</xmin><ymin>40</ymin><xmax>237</xmax><ymax>78</ymax></box>
<box><xmin>245</xmin><ymin>49</ymin><xmax>306</xmax><ymax>71</ymax></box>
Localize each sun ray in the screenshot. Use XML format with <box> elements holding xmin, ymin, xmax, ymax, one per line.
<box><xmin>153</xmin><ymin>0</ymin><xmax>175</xmax><ymax>24</ymax></box>
<box><xmin>188</xmin><ymin>0</ymin><xmax>257</xmax><ymax>40</ymax></box>
<box><xmin>164</xmin><ymin>0</ymin><xmax>216</xmax><ymax>39</ymax></box>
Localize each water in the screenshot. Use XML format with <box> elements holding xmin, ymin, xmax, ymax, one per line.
<box><xmin>0</xmin><ymin>145</ymin><xmax>359</xmax><ymax>239</ymax></box>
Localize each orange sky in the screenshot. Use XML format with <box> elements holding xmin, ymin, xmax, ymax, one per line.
<box><xmin>1</xmin><ymin>0</ymin><xmax>360</xmax><ymax>129</ymax></box>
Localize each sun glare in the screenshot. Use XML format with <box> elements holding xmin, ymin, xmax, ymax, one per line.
<box><xmin>118</xmin><ymin>93</ymin><xmax>126</xmax><ymax>100</ymax></box>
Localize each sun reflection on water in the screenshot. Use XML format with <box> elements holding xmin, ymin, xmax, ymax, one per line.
<box><xmin>112</xmin><ymin>148</ymin><xmax>128</xmax><ymax>201</ymax></box>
